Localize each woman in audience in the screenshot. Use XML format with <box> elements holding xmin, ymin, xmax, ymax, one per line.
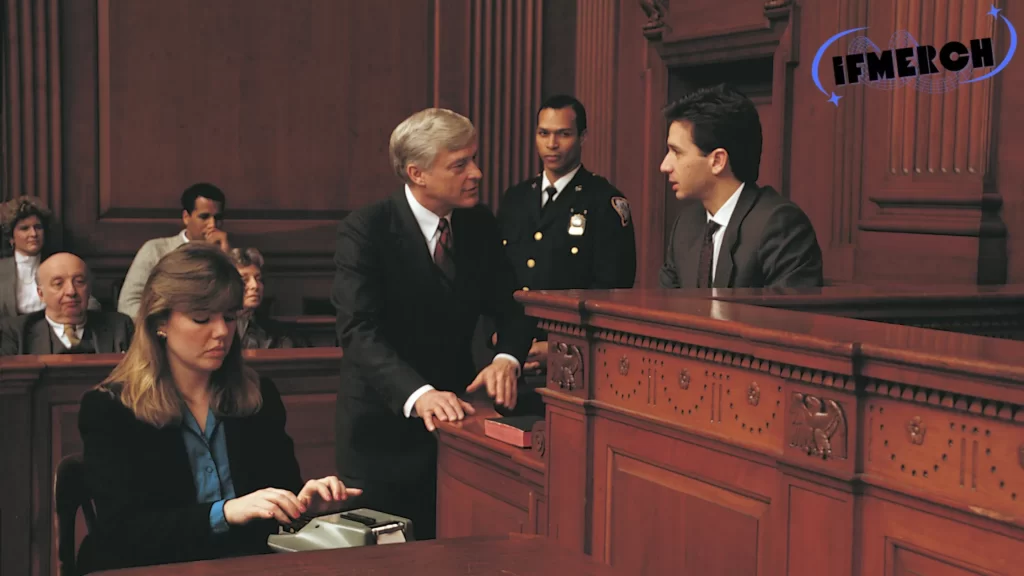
<box><xmin>228</xmin><ymin>247</ymin><xmax>303</xmax><ymax>349</ymax></box>
<box><xmin>76</xmin><ymin>243</ymin><xmax>360</xmax><ymax>574</ymax></box>
<box><xmin>0</xmin><ymin>196</ymin><xmax>101</xmax><ymax>316</ymax></box>
<box><xmin>0</xmin><ymin>196</ymin><xmax>51</xmax><ymax>316</ymax></box>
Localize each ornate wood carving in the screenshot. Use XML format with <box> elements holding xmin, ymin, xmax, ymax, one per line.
<box><xmin>679</xmin><ymin>368</ymin><xmax>690</xmax><ymax>390</ymax></box>
<box><xmin>906</xmin><ymin>416</ymin><xmax>926</xmax><ymax>446</ymax></box>
<box><xmin>550</xmin><ymin>342</ymin><xmax>584</xmax><ymax>391</ymax></box>
<box><xmin>619</xmin><ymin>356</ymin><xmax>630</xmax><ymax>376</ymax></box>
<box><xmin>748</xmin><ymin>382</ymin><xmax>761</xmax><ymax>406</ymax></box>
<box><xmin>639</xmin><ymin>0</ymin><xmax>668</xmax><ymax>40</ymax></box>
<box><xmin>531</xmin><ymin>421</ymin><xmax>546</xmax><ymax>457</ymax></box>
<box><xmin>789</xmin><ymin>393</ymin><xmax>849</xmax><ymax>460</ymax></box>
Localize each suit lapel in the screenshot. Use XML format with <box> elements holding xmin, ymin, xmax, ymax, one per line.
<box><xmin>29</xmin><ymin>315</ymin><xmax>55</xmax><ymax>354</ymax></box>
<box><xmin>527</xmin><ymin>174</ymin><xmax>543</xmax><ymax>226</ymax></box>
<box><xmin>389</xmin><ymin>193</ymin><xmax>449</xmax><ymax>295</ymax></box>
<box><xmin>0</xmin><ymin>259</ymin><xmax>16</xmax><ymax>315</ymax></box>
<box><xmin>88</xmin><ymin>311</ymin><xmax>114</xmax><ymax>353</ymax></box>
<box><xmin>714</xmin><ymin>185</ymin><xmax>760</xmax><ymax>289</ymax></box>
<box><xmin>678</xmin><ymin>204</ymin><xmax>706</xmax><ymax>290</ymax></box>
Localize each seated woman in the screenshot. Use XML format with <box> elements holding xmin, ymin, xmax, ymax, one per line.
<box><xmin>76</xmin><ymin>243</ymin><xmax>360</xmax><ymax>574</ymax></box>
<box><xmin>227</xmin><ymin>247</ymin><xmax>305</xmax><ymax>349</ymax></box>
<box><xmin>0</xmin><ymin>196</ymin><xmax>101</xmax><ymax>316</ymax></box>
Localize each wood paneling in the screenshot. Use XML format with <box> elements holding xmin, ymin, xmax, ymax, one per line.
<box><xmin>2</xmin><ymin>0</ymin><xmax>63</xmax><ymax>243</ymax></box>
<box><xmin>467</xmin><ymin>0</ymin><xmax>545</xmax><ymax>209</ymax></box>
<box><xmin>575</xmin><ymin>0</ymin><xmax>618</xmax><ymax>177</ymax></box>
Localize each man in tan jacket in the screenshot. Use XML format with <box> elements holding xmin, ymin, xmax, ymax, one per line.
<box><xmin>117</xmin><ymin>183</ymin><xmax>231</xmax><ymax>319</ymax></box>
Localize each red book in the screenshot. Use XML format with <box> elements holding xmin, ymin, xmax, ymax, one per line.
<box><xmin>484</xmin><ymin>415</ymin><xmax>543</xmax><ymax>448</ymax></box>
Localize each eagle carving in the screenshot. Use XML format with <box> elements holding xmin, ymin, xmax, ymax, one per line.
<box><xmin>789</xmin><ymin>392</ymin><xmax>848</xmax><ymax>460</ymax></box>
<box><xmin>550</xmin><ymin>342</ymin><xmax>583</xmax><ymax>391</ymax></box>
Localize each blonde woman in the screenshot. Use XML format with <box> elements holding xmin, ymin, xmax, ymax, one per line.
<box><xmin>76</xmin><ymin>243</ymin><xmax>360</xmax><ymax>574</ymax></box>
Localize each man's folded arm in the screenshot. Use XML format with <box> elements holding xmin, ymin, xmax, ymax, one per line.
<box><xmin>332</xmin><ymin>214</ymin><xmax>431</xmax><ymax>416</ymax></box>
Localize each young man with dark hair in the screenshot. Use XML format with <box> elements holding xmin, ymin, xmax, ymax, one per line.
<box><xmin>658</xmin><ymin>84</ymin><xmax>823</xmax><ymax>289</ymax></box>
<box><xmin>118</xmin><ymin>183</ymin><xmax>231</xmax><ymax>318</ymax></box>
<box><xmin>496</xmin><ymin>94</ymin><xmax>636</xmax><ymax>373</ymax></box>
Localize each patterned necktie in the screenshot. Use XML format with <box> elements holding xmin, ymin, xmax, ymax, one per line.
<box><xmin>540</xmin><ymin>185</ymin><xmax>557</xmax><ymax>215</ymax></box>
<box><xmin>696</xmin><ymin>220</ymin><xmax>721</xmax><ymax>288</ymax></box>
<box><xmin>64</xmin><ymin>324</ymin><xmax>81</xmax><ymax>347</ymax></box>
<box><xmin>434</xmin><ymin>217</ymin><xmax>455</xmax><ymax>281</ymax></box>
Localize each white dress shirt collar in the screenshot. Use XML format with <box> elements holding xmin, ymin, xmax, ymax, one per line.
<box><xmin>44</xmin><ymin>313</ymin><xmax>86</xmax><ymax>348</ymax></box>
<box><xmin>14</xmin><ymin>250</ymin><xmax>44</xmax><ymax>314</ymax></box>
<box><xmin>179</xmin><ymin>229</ymin><xmax>190</xmax><ymax>243</ymax></box>
<box><xmin>541</xmin><ymin>164</ymin><xmax>583</xmax><ymax>204</ymax></box>
<box><xmin>405</xmin><ymin>185</ymin><xmax>452</xmax><ymax>247</ymax></box>
<box><xmin>15</xmin><ymin>250</ymin><xmax>39</xmax><ymax>266</ymax></box>
<box><xmin>705</xmin><ymin>183</ymin><xmax>745</xmax><ymax>284</ymax></box>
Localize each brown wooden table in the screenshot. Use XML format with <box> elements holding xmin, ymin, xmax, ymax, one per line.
<box><xmin>91</xmin><ymin>534</ymin><xmax>628</xmax><ymax>575</ymax></box>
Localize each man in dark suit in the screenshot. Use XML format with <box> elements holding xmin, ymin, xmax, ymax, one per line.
<box><xmin>0</xmin><ymin>253</ymin><xmax>133</xmax><ymax>355</ymax></box>
<box><xmin>496</xmin><ymin>95</ymin><xmax>636</xmax><ymax>375</ymax></box>
<box><xmin>658</xmin><ymin>84</ymin><xmax>823</xmax><ymax>289</ymax></box>
<box><xmin>332</xmin><ymin>108</ymin><xmax>534</xmax><ymax>540</ymax></box>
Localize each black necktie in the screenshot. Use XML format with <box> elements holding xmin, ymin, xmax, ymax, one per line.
<box><xmin>697</xmin><ymin>220</ymin><xmax>721</xmax><ymax>288</ymax></box>
<box><xmin>540</xmin><ymin>185</ymin><xmax>557</xmax><ymax>216</ymax></box>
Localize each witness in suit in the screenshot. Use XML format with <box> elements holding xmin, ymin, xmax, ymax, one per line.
<box><xmin>118</xmin><ymin>183</ymin><xmax>232</xmax><ymax>319</ymax></box>
<box><xmin>0</xmin><ymin>253</ymin><xmax>133</xmax><ymax>355</ymax></box>
<box><xmin>77</xmin><ymin>244</ymin><xmax>360</xmax><ymax>574</ymax></box>
<box><xmin>227</xmin><ymin>247</ymin><xmax>304</xmax><ymax>349</ymax></box>
<box><xmin>332</xmin><ymin>108</ymin><xmax>534</xmax><ymax>539</ymax></box>
<box><xmin>0</xmin><ymin>196</ymin><xmax>101</xmax><ymax>316</ymax></box>
<box><xmin>659</xmin><ymin>84</ymin><xmax>823</xmax><ymax>289</ymax></box>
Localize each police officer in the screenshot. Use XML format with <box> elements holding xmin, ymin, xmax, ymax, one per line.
<box><xmin>496</xmin><ymin>95</ymin><xmax>636</xmax><ymax>372</ymax></box>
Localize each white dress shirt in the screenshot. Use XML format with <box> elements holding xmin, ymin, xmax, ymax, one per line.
<box><xmin>540</xmin><ymin>164</ymin><xmax>582</xmax><ymax>206</ymax></box>
<box><xmin>402</xmin><ymin>186</ymin><xmax>522</xmax><ymax>418</ymax></box>
<box><xmin>180</xmin><ymin>229</ymin><xmax>190</xmax><ymax>243</ymax></box>
<box><xmin>44</xmin><ymin>313</ymin><xmax>85</xmax><ymax>349</ymax></box>
<box><xmin>14</xmin><ymin>251</ymin><xmax>44</xmax><ymax>314</ymax></box>
<box><xmin>706</xmin><ymin>183</ymin><xmax>745</xmax><ymax>282</ymax></box>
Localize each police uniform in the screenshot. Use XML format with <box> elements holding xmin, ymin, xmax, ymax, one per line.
<box><xmin>496</xmin><ymin>164</ymin><xmax>636</xmax><ymax>296</ymax></box>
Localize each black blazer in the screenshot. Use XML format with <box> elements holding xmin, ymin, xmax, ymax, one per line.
<box><xmin>0</xmin><ymin>309</ymin><xmax>134</xmax><ymax>356</ymax></box>
<box><xmin>76</xmin><ymin>378</ymin><xmax>303</xmax><ymax>574</ymax></box>
<box><xmin>660</xmin><ymin>184</ymin><xmax>824</xmax><ymax>289</ymax></box>
<box><xmin>331</xmin><ymin>192</ymin><xmax>534</xmax><ymax>484</ymax></box>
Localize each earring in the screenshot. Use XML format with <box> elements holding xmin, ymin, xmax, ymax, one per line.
<box><xmin>156</xmin><ymin>330</ymin><xmax>167</xmax><ymax>338</ymax></box>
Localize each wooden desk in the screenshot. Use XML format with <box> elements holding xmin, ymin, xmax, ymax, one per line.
<box><xmin>434</xmin><ymin>405</ymin><xmax>546</xmax><ymax>538</ymax></box>
<box><xmin>92</xmin><ymin>534</ymin><xmax>627</xmax><ymax>575</ymax></box>
<box><xmin>0</xmin><ymin>347</ymin><xmax>342</xmax><ymax>576</ymax></box>
<box><xmin>517</xmin><ymin>289</ymin><xmax>1024</xmax><ymax>576</ymax></box>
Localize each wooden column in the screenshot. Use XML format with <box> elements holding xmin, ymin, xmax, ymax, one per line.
<box><xmin>575</xmin><ymin>0</ymin><xmax>618</xmax><ymax>179</ymax></box>
<box><xmin>2</xmin><ymin>0</ymin><xmax>63</xmax><ymax>240</ymax></box>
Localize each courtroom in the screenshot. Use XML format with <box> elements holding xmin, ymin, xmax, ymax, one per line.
<box><xmin>1</xmin><ymin>1</ymin><xmax>1021</xmax><ymax>575</ymax></box>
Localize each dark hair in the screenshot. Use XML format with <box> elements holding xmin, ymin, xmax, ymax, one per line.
<box><xmin>1</xmin><ymin>196</ymin><xmax>53</xmax><ymax>256</ymax></box>
<box><xmin>180</xmin><ymin>183</ymin><xmax>226</xmax><ymax>213</ymax></box>
<box><xmin>662</xmin><ymin>84</ymin><xmax>762</xmax><ymax>184</ymax></box>
<box><xmin>538</xmin><ymin>95</ymin><xmax>588</xmax><ymax>134</ymax></box>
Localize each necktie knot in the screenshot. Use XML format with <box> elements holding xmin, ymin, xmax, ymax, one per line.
<box><xmin>704</xmin><ymin>220</ymin><xmax>721</xmax><ymax>240</ymax></box>
<box><xmin>541</xmin><ymin>185</ymin><xmax>557</xmax><ymax>210</ymax></box>
<box><xmin>64</xmin><ymin>324</ymin><xmax>81</xmax><ymax>347</ymax></box>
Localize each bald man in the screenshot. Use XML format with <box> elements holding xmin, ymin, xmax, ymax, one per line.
<box><xmin>0</xmin><ymin>253</ymin><xmax>134</xmax><ymax>355</ymax></box>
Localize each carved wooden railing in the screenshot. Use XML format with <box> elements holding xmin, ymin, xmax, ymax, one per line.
<box><xmin>521</xmin><ymin>289</ymin><xmax>1024</xmax><ymax>575</ymax></box>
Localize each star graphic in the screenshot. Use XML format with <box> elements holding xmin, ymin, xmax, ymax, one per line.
<box><xmin>827</xmin><ymin>92</ymin><xmax>842</xmax><ymax>107</ymax></box>
<box><xmin>987</xmin><ymin>5</ymin><xmax>1001</xmax><ymax>18</ymax></box>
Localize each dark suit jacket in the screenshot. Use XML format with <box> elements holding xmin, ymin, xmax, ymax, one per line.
<box><xmin>331</xmin><ymin>192</ymin><xmax>533</xmax><ymax>484</ymax></box>
<box><xmin>0</xmin><ymin>309</ymin><xmax>134</xmax><ymax>356</ymax></box>
<box><xmin>0</xmin><ymin>257</ymin><xmax>18</xmax><ymax>317</ymax></box>
<box><xmin>660</xmin><ymin>184</ymin><xmax>823</xmax><ymax>289</ymax></box>
<box><xmin>76</xmin><ymin>377</ymin><xmax>303</xmax><ymax>574</ymax></box>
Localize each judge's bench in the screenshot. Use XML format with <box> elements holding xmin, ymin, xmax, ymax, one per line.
<box><xmin>2</xmin><ymin>287</ymin><xmax>1024</xmax><ymax>575</ymax></box>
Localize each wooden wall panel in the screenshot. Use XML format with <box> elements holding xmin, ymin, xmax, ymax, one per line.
<box><xmin>26</xmin><ymin>0</ymin><xmax>564</xmax><ymax>313</ymax></box>
<box><xmin>2</xmin><ymin>0</ymin><xmax>63</xmax><ymax>245</ymax></box>
<box><xmin>575</xmin><ymin>0</ymin><xmax>618</xmax><ymax>178</ymax></box>
<box><xmin>468</xmin><ymin>0</ymin><xmax>545</xmax><ymax>209</ymax></box>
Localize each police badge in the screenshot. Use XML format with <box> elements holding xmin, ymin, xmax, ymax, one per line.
<box><xmin>568</xmin><ymin>212</ymin><xmax>587</xmax><ymax>236</ymax></box>
<box><xmin>611</xmin><ymin>197</ymin><xmax>631</xmax><ymax>227</ymax></box>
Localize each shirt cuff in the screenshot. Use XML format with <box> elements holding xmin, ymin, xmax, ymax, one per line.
<box><xmin>210</xmin><ymin>500</ymin><xmax>230</xmax><ymax>534</ymax></box>
<box><xmin>404</xmin><ymin>385</ymin><xmax>435</xmax><ymax>418</ymax></box>
<box><xmin>494</xmin><ymin>353</ymin><xmax>522</xmax><ymax>378</ymax></box>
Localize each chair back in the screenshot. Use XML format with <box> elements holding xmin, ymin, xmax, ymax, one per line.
<box><xmin>54</xmin><ymin>453</ymin><xmax>96</xmax><ymax>576</ymax></box>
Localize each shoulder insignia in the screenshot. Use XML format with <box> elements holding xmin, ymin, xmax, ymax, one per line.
<box><xmin>611</xmin><ymin>197</ymin><xmax>631</xmax><ymax>227</ymax></box>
